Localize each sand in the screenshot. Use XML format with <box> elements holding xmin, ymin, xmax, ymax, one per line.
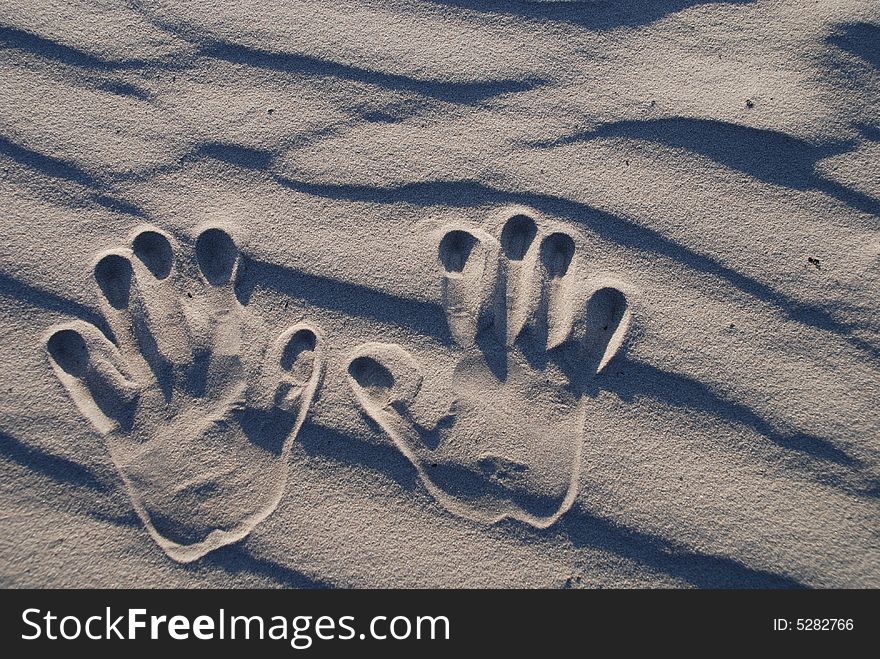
<box><xmin>0</xmin><ymin>0</ymin><xmax>878</xmax><ymax>588</ymax></box>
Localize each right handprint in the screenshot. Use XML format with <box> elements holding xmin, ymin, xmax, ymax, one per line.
<box><xmin>347</xmin><ymin>210</ymin><xmax>632</xmax><ymax>528</ymax></box>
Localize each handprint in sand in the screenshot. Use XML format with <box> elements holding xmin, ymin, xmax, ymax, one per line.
<box><xmin>347</xmin><ymin>210</ymin><xmax>630</xmax><ymax>527</ymax></box>
<box><xmin>45</xmin><ymin>226</ymin><xmax>323</xmax><ymax>562</ymax></box>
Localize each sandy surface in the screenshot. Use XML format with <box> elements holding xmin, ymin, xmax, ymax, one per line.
<box><xmin>1</xmin><ymin>0</ymin><xmax>878</xmax><ymax>587</ymax></box>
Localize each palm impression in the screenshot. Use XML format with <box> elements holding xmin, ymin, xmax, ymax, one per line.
<box><xmin>348</xmin><ymin>211</ymin><xmax>630</xmax><ymax>527</ymax></box>
<box><xmin>46</xmin><ymin>226</ymin><xmax>323</xmax><ymax>562</ymax></box>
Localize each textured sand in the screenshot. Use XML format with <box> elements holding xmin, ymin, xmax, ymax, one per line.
<box><xmin>0</xmin><ymin>0</ymin><xmax>878</xmax><ymax>587</ymax></box>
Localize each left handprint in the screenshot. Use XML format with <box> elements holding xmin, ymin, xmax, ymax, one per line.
<box><xmin>46</xmin><ymin>226</ymin><xmax>323</xmax><ymax>562</ymax></box>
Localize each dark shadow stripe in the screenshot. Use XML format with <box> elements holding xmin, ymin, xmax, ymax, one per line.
<box><xmin>0</xmin><ymin>430</ymin><xmax>108</xmax><ymax>492</ymax></box>
<box><xmin>196</xmin><ymin>142</ymin><xmax>274</xmax><ymax>170</ymax></box>
<box><xmin>423</xmin><ymin>0</ymin><xmax>756</xmax><ymax>31</ymax></box>
<box><xmin>0</xmin><ymin>134</ymin><xmax>101</xmax><ymax>187</ymax></box>
<box><xmin>135</xmin><ymin>9</ymin><xmax>545</xmax><ymax>104</ymax></box>
<box><xmin>297</xmin><ymin>422</ymin><xmax>419</xmax><ymax>491</ymax></box>
<box><xmin>199</xmin><ymin>544</ymin><xmax>333</xmax><ymax>588</ymax></box>
<box><xmin>95</xmin><ymin>80</ymin><xmax>152</xmax><ymax>100</ymax></box>
<box><xmin>0</xmin><ymin>23</ymin><xmax>157</xmax><ymax>70</ymax></box>
<box><xmin>827</xmin><ymin>22</ymin><xmax>880</xmax><ymax>69</ymax></box>
<box><xmin>542</xmin><ymin>506</ymin><xmax>806</xmax><ymax>588</ymax></box>
<box><xmin>0</xmin><ymin>270</ymin><xmax>113</xmax><ymax>340</ymax></box>
<box><xmin>198</xmin><ymin>39</ymin><xmax>546</xmax><ymax>104</ymax></box>
<box><xmin>534</xmin><ymin>117</ymin><xmax>879</xmax><ymax>221</ymax></box>
<box><xmin>0</xmin><ymin>135</ymin><xmax>149</xmax><ymax>218</ymax></box>
<box><xmin>0</xmin><ymin>24</ymin><xmax>155</xmax><ymax>99</ymax></box>
<box><xmin>606</xmin><ymin>358</ymin><xmax>861</xmax><ymax>467</ymax></box>
<box><xmin>236</xmin><ymin>257</ymin><xmax>449</xmax><ymax>341</ymax></box>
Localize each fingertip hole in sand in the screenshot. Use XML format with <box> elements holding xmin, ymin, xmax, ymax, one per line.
<box><xmin>94</xmin><ymin>254</ymin><xmax>133</xmax><ymax>309</ymax></box>
<box><xmin>281</xmin><ymin>329</ymin><xmax>318</xmax><ymax>380</ymax></box>
<box><xmin>47</xmin><ymin>329</ymin><xmax>89</xmax><ymax>376</ymax></box>
<box><xmin>540</xmin><ymin>232</ymin><xmax>575</xmax><ymax>278</ymax></box>
<box><xmin>133</xmin><ymin>230</ymin><xmax>173</xmax><ymax>280</ymax></box>
<box><xmin>439</xmin><ymin>229</ymin><xmax>477</xmax><ymax>273</ymax></box>
<box><xmin>349</xmin><ymin>356</ymin><xmax>394</xmax><ymax>399</ymax></box>
<box><xmin>196</xmin><ymin>228</ymin><xmax>238</xmax><ymax>285</ymax></box>
<box><xmin>585</xmin><ymin>286</ymin><xmax>629</xmax><ymax>372</ymax></box>
<box><xmin>500</xmin><ymin>214</ymin><xmax>537</xmax><ymax>261</ymax></box>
